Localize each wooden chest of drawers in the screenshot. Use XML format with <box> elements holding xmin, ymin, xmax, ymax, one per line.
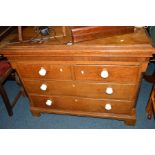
<box><xmin>1</xmin><ymin>27</ymin><xmax>155</xmax><ymax>125</ymax></box>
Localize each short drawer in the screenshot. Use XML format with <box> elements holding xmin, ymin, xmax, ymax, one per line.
<box><xmin>24</xmin><ymin>80</ymin><xmax>137</xmax><ymax>100</ymax></box>
<box><xmin>30</xmin><ymin>95</ymin><xmax>133</xmax><ymax>115</ymax></box>
<box><xmin>17</xmin><ymin>63</ymin><xmax>72</xmax><ymax>80</ymax></box>
<box><xmin>74</xmin><ymin>65</ymin><xmax>139</xmax><ymax>83</ymax></box>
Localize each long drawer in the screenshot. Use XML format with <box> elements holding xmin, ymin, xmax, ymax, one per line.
<box><xmin>30</xmin><ymin>95</ymin><xmax>133</xmax><ymax>115</ymax></box>
<box><xmin>17</xmin><ymin>63</ymin><xmax>72</xmax><ymax>80</ymax></box>
<box><xmin>74</xmin><ymin>65</ymin><xmax>139</xmax><ymax>83</ymax></box>
<box><xmin>24</xmin><ymin>80</ymin><xmax>137</xmax><ymax>100</ymax></box>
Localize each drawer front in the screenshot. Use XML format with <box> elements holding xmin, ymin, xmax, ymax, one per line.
<box><xmin>74</xmin><ymin>65</ymin><xmax>139</xmax><ymax>83</ymax></box>
<box><xmin>17</xmin><ymin>63</ymin><xmax>72</xmax><ymax>80</ymax></box>
<box><xmin>30</xmin><ymin>95</ymin><xmax>133</xmax><ymax>114</ymax></box>
<box><xmin>24</xmin><ymin>80</ymin><xmax>137</xmax><ymax>100</ymax></box>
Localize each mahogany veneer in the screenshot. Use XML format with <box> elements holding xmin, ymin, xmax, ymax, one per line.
<box><xmin>70</xmin><ymin>26</ymin><xmax>134</xmax><ymax>43</ymax></box>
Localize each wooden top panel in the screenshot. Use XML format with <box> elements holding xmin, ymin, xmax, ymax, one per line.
<box><xmin>1</xmin><ymin>27</ymin><xmax>155</xmax><ymax>56</ymax></box>
<box><xmin>79</xmin><ymin>28</ymin><xmax>149</xmax><ymax>46</ymax></box>
<box><xmin>1</xmin><ymin>27</ymin><xmax>151</xmax><ymax>47</ymax></box>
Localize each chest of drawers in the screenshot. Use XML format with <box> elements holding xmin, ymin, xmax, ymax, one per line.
<box><xmin>1</xmin><ymin>27</ymin><xmax>155</xmax><ymax>125</ymax></box>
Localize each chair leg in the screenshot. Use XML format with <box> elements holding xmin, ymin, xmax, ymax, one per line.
<box><xmin>146</xmin><ymin>86</ymin><xmax>155</xmax><ymax>120</ymax></box>
<box><xmin>146</xmin><ymin>98</ymin><xmax>153</xmax><ymax>119</ymax></box>
<box><xmin>0</xmin><ymin>84</ymin><xmax>13</xmax><ymax>116</ymax></box>
<box><xmin>11</xmin><ymin>90</ymin><xmax>22</xmax><ymax>108</ymax></box>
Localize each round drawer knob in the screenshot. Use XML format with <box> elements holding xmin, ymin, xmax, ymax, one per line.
<box><xmin>46</xmin><ymin>99</ymin><xmax>53</xmax><ymax>106</ymax></box>
<box><xmin>40</xmin><ymin>84</ymin><xmax>47</xmax><ymax>91</ymax></box>
<box><xmin>105</xmin><ymin>103</ymin><xmax>112</xmax><ymax>110</ymax></box>
<box><xmin>105</xmin><ymin>87</ymin><xmax>113</xmax><ymax>95</ymax></box>
<box><xmin>39</xmin><ymin>67</ymin><xmax>47</xmax><ymax>76</ymax></box>
<box><xmin>101</xmin><ymin>70</ymin><xmax>109</xmax><ymax>78</ymax></box>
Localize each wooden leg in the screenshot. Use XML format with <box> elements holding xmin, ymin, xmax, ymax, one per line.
<box><xmin>62</xmin><ymin>26</ymin><xmax>67</xmax><ymax>36</ymax></box>
<box><xmin>11</xmin><ymin>91</ymin><xmax>22</xmax><ymax>108</ymax></box>
<box><xmin>146</xmin><ymin>91</ymin><xmax>154</xmax><ymax>119</ymax></box>
<box><xmin>18</xmin><ymin>26</ymin><xmax>23</xmax><ymax>42</ymax></box>
<box><xmin>147</xmin><ymin>114</ymin><xmax>152</xmax><ymax>119</ymax></box>
<box><xmin>31</xmin><ymin>110</ymin><xmax>41</xmax><ymax>117</ymax></box>
<box><xmin>146</xmin><ymin>100</ymin><xmax>153</xmax><ymax>119</ymax></box>
<box><xmin>151</xmin><ymin>87</ymin><xmax>155</xmax><ymax>119</ymax></box>
<box><xmin>0</xmin><ymin>84</ymin><xmax>13</xmax><ymax>116</ymax></box>
<box><xmin>15</xmin><ymin>72</ymin><xmax>27</xmax><ymax>97</ymax></box>
<box><xmin>124</xmin><ymin>119</ymin><xmax>136</xmax><ymax>126</ymax></box>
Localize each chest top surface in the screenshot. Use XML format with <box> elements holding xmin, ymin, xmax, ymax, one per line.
<box><xmin>1</xmin><ymin>27</ymin><xmax>155</xmax><ymax>58</ymax></box>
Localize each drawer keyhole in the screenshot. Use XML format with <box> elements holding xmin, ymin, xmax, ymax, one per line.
<box><xmin>81</xmin><ymin>70</ymin><xmax>85</xmax><ymax>75</ymax></box>
<box><xmin>60</xmin><ymin>68</ymin><xmax>63</xmax><ymax>72</ymax></box>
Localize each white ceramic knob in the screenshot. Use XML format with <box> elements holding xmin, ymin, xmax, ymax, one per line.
<box><xmin>39</xmin><ymin>67</ymin><xmax>46</xmax><ymax>76</ymax></box>
<box><xmin>105</xmin><ymin>103</ymin><xmax>112</xmax><ymax>110</ymax></box>
<box><xmin>46</xmin><ymin>99</ymin><xmax>53</xmax><ymax>106</ymax></box>
<box><xmin>40</xmin><ymin>84</ymin><xmax>47</xmax><ymax>91</ymax></box>
<box><xmin>105</xmin><ymin>87</ymin><xmax>113</xmax><ymax>95</ymax></box>
<box><xmin>101</xmin><ymin>70</ymin><xmax>109</xmax><ymax>78</ymax></box>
